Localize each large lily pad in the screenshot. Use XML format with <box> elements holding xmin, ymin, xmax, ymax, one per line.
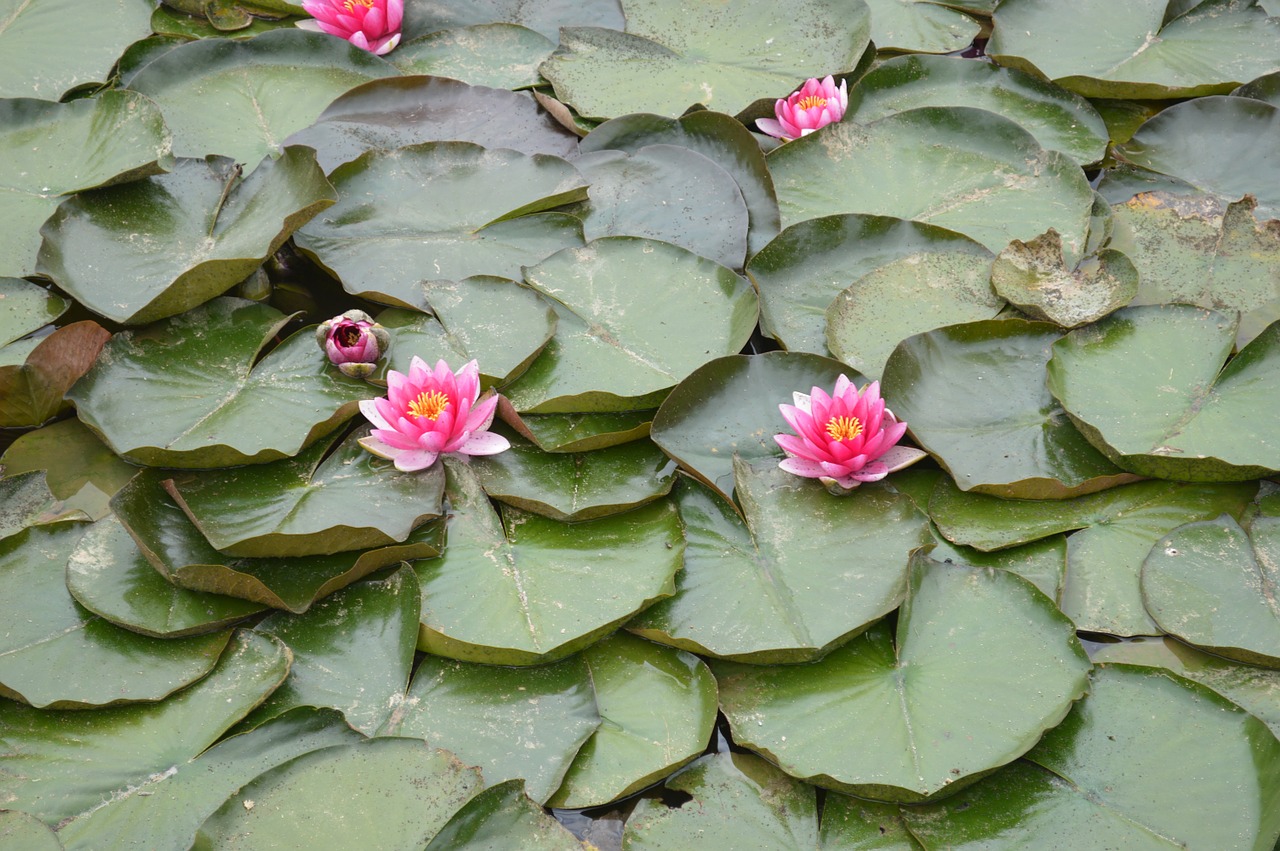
<box><xmin>423</xmin><ymin>780</ymin><xmax>587</xmax><ymax>850</ymax></box>
<box><xmin>539</xmin><ymin>0</ymin><xmax>871</xmax><ymax>119</ymax></box>
<box><xmin>629</xmin><ymin>460</ymin><xmax>929</xmax><ymax>663</ymax></box>
<box><xmin>167</xmin><ymin>427</ymin><xmax>444</xmax><ymax>558</ymax></box>
<box><xmin>0</xmin><ymin>522</ymin><xmax>233</xmax><ymax>709</ymax></box>
<box><xmin>294</xmin><ymin>142</ymin><xmax>587</xmax><ymax>307</ymax></box>
<box><xmin>400</xmin><ymin>0</ymin><xmax>625</xmax><ymax>42</ymax></box>
<box><xmin>0</xmin><ymin>417</ymin><xmax>137</xmax><ymax>522</ymax></box>
<box><xmin>768</xmin><ymin>107</ymin><xmax>1095</xmax><ymax>258</ymax></box>
<box><xmin>412</xmin><ymin>460</ymin><xmax>682</xmax><ymax>665</ymax></box>
<box><xmin>501</xmin><ymin>237</ymin><xmax>758</xmax><ymax>413</ymax></box>
<box><xmin>0</xmin><ymin>278</ymin><xmax>65</xmax><ymax>347</ymax></box>
<box><xmin>714</xmin><ymin>557</ymin><xmax>1090</xmax><ymax>803</ymax></box>
<box><xmin>124</xmin><ymin>28</ymin><xmax>398</xmax><ymax>166</ymax></box>
<box><xmin>990</xmin><ymin>230</ymin><xmax>1139</xmax><ymax>329</ymax></box>
<box><xmin>862</xmin><ymin>0</ymin><xmax>980</xmax><ymax>54</ymax></box>
<box><xmin>0</xmin><ymin>472</ymin><xmax>86</xmax><ymax>542</ymax></box>
<box><xmin>37</xmin><ymin>149</ymin><xmax>335</xmax><ymax>325</ymax></box>
<box><xmin>67</xmin><ymin>298</ymin><xmax>372</xmax><ymax>468</ymax></box>
<box><xmin>284</xmin><ymin>75</ymin><xmax>578</xmax><ymax>172</ymax></box>
<box><xmin>1142</xmin><ymin>515</ymin><xmax>1280</xmax><ymax>667</ymax></box>
<box><xmin>391</xmin><ymin>25</ymin><xmax>557</xmax><ymax>90</ymax></box>
<box><xmin>881</xmin><ymin>319</ymin><xmax>1135</xmax><ymax>499</ymax></box>
<box><xmin>0</xmin><ymin>320</ymin><xmax>110</xmax><ymax>428</ymax></box>
<box><xmin>0</xmin><ymin>92</ymin><xmax>172</xmax><ymax>278</ymax></box>
<box><xmin>1046</xmin><ymin>305</ymin><xmax>1280</xmax><ymax>481</ymax></box>
<box><xmin>988</xmin><ymin>0</ymin><xmax>1280</xmax><ymax>99</ymax></box>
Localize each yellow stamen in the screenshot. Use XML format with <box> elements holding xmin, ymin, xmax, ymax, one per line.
<box><xmin>825</xmin><ymin>416</ymin><xmax>863</xmax><ymax>442</ymax></box>
<box><xmin>343</xmin><ymin>0</ymin><xmax>374</xmax><ymax>9</ymax></box>
<box><xmin>795</xmin><ymin>95</ymin><xmax>828</xmax><ymax>110</ymax></box>
<box><xmin>409</xmin><ymin>390</ymin><xmax>450</xmax><ymax>421</ymax></box>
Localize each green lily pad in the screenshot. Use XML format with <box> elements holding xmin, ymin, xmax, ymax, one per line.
<box><xmin>546</xmin><ymin>632</ymin><xmax>717</xmax><ymax>808</ymax></box>
<box><xmin>0</xmin><ymin>0</ymin><xmax>154</xmax><ymax>99</ymax></box>
<box><xmin>630</xmin><ymin>460</ymin><xmax>929</xmax><ymax>663</ymax></box>
<box><xmin>769</xmin><ymin>107</ymin><xmax>1095</xmax><ymax>258</ymax></box>
<box><xmin>539</xmin><ymin>0</ymin><xmax>870</xmax><ymax>119</ymax></box>
<box><xmin>901</xmin><ymin>665</ymin><xmax>1280</xmax><ymax>850</ymax></box>
<box><xmin>988</xmin><ymin>0</ymin><xmax>1280</xmax><ymax>99</ymax></box>
<box><xmin>0</xmin><ymin>320</ymin><xmax>111</xmax><ymax>428</ymax></box>
<box><xmin>1046</xmin><ymin>305</ymin><xmax>1280</xmax><ymax>481</ymax></box>
<box><xmin>1109</xmin><ymin>192</ymin><xmax>1280</xmax><ymax>348</ymax></box>
<box><xmin>649</xmin><ymin>351</ymin><xmax>851</xmax><ymax>504</ymax></box>
<box><xmin>294</xmin><ymin>142</ymin><xmax>587</xmax><ymax>307</ymax></box>
<box><xmin>37</xmin><ymin>150</ymin><xmax>335</xmax><ymax>325</ymax></box>
<box><xmin>423</xmin><ymin>780</ymin><xmax>587</xmax><ymax>850</ymax></box>
<box><xmin>55</xmin><ymin>708</ymin><xmax>361</xmax><ymax>851</ymax></box>
<box><xmin>0</xmin><ymin>471</ymin><xmax>87</xmax><ymax>543</ymax></box>
<box><xmin>847</xmin><ymin>54</ymin><xmax>1109</xmax><ymax>165</ymax></box>
<box><xmin>497</xmin><ymin>403</ymin><xmax>653</xmax><ymax>452</ymax></box>
<box><xmin>246</xmin><ymin>566</ymin><xmax>420</xmax><ymax>734</ymax></box>
<box><xmin>68</xmin><ymin>298</ymin><xmax>372</xmax><ymax>468</ymax></box>
<box><xmin>66</xmin><ymin>514</ymin><xmax>264</xmax><ymax>638</ymax></box>
<box><xmin>929</xmin><ymin>476</ymin><xmax>1256</xmax><ymax>636</ymax></box>
<box><xmin>566</xmin><ymin>145</ymin><xmax>749</xmax><ymax>270</ymax></box>
<box><xmin>715</xmin><ymin>556</ymin><xmax>1090</xmax><ymax>803</ymax></box>
<box><xmin>391</xmin><ymin>25</ymin><xmax>557</xmax><ymax>90</ymax></box>
<box><xmin>881</xmin><ymin>319</ymin><xmax>1134</xmax><ymax>499</ymax></box>
<box><xmin>928</xmin><ymin>531</ymin><xmax>1068</xmax><ymax>602</ymax></box>
<box><xmin>826</xmin><ymin>251</ymin><xmax>1003</xmax><ymax>380</ymax></box>
<box><xmin>862</xmin><ymin>0</ymin><xmax>980</xmax><ymax>53</ymax></box>
<box><xmin>167</xmin><ymin>427</ymin><xmax>444</xmax><ymax>558</ymax></box>
<box><xmin>381</xmin><ymin>653</ymin><xmax>601</xmax><ymax>804</ymax></box>
<box><xmin>1142</xmin><ymin>515</ymin><xmax>1280</xmax><ymax>667</ymax></box>
<box><xmin>1117</xmin><ymin>95</ymin><xmax>1280</xmax><ymax>218</ymax></box>
<box><xmin>502</xmin><ymin>237</ymin><xmax>758</xmax><ymax>413</ymax></box>
<box><xmin>0</xmin><ymin>811</ymin><xmax>60</xmax><ymax>851</ymax></box>
<box><xmin>284</xmin><ymin>75</ymin><xmax>578</xmax><ymax>173</ymax></box>
<box><xmin>578</xmin><ymin>110</ymin><xmax>780</xmax><ymax>256</ymax></box>
<box><xmin>149</xmin><ymin>4</ymin><xmax>300</xmax><ymax>40</ymax></box>
<box><xmin>0</xmin><ymin>93</ymin><xmax>172</xmax><ymax>278</ymax></box>
<box><xmin>192</xmin><ymin>738</ymin><xmax>484</xmax><ymax>850</ymax></box>
<box><xmin>412</xmin><ymin>460</ymin><xmax>682</xmax><ymax>665</ymax></box>
<box><xmin>747</xmin><ymin>213</ymin><xmax>993</xmax><ymax>355</ymax></box>
<box><xmin>991</xmin><ymin>230</ymin><xmax>1139</xmax><ymax>328</ymax></box>
<box><xmin>400</xmin><ymin>0</ymin><xmax>625</xmax><ymax>43</ymax></box>
<box><xmin>0</xmin><ymin>278</ymin><xmax>66</xmax><ymax>347</ymax></box>
<box><xmin>472</xmin><ymin>431</ymin><xmax>675</xmax><ymax>521</ymax></box>
<box><xmin>124</xmin><ymin>28</ymin><xmax>398</xmax><ymax>166</ymax></box>
<box><xmin>0</xmin><ymin>419</ymin><xmax>138</xmax><ymax>521</ymax></box>
<box><xmin>0</xmin><ymin>629</ymin><xmax>290</xmax><ymax>826</ymax></box>
<box><xmin>0</xmin><ymin>522</ymin><xmax>233</xmax><ymax>709</ymax></box>
<box><xmin>1235</xmin><ymin>70</ymin><xmax>1280</xmax><ymax>106</ymax></box>
<box><xmin>112</xmin><ymin>469</ymin><xmax>441</xmax><ymax>612</ymax></box>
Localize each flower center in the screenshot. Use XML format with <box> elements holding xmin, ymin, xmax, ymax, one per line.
<box><xmin>825</xmin><ymin>415</ymin><xmax>863</xmax><ymax>442</ymax></box>
<box><xmin>409</xmin><ymin>390</ymin><xmax>450</xmax><ymax>421</ymax></box>
<box><xmin>343</xmin><ymin>0</ymin><xmax>374</xmax><ymax>9</ymax></box>
<box><xmin>795</xmin><ymin>95</ymin><xmax>828</xmax><ymax>110</ymax></box>
<box><xmin>335</xmin><ymin>324</ymin><xmax>362</xmax><ymax>347</ymax></box>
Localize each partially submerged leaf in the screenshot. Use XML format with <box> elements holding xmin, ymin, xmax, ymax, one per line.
<box><xmin>991</xmin><ymin>230</ymin><xmax>1138</xmax><ymax>328</ymax></box>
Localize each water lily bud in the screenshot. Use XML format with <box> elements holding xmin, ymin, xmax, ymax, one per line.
<box><xmin>296</xmin><ymin>0</ymin><xmax>403</xmax><ymax>55</ymax></box>
<box><xmin>316</xmin><ymin>310</ymin><xmax>390</xmax><ymax>379</ymax></box>
<box><xmin>756</xmin><ymin>75</ymin><xmax>848</xmax><ymax>142</ymax></box>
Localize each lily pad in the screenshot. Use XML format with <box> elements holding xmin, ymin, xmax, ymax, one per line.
<box><xmin>0</xmin><ymin>418</ymin><xmax>137</xmax><ymax>522</ymax></box>
<box><xmin>497</xmin><ymin>403</ymin><xmax>653</xmax><ymax>452</ymax></box>
<box><xmin>928</xmin><ymin>532</ymin><xmax>1068</xmax><ymax>602</ymax></box>
<box><xmin>1235</xmin><ymin>70</ymin><xmax>1280</xmax><ymax>106</ymax></box>
<box><xmin>67</xmin><ymin>298</ymin><xmax>372</xmax><ymax>468</ymax></box>
<box><xmin>0</xmin><ymin>278</ymin><xmax>66</xmax><ymax>347</ymax></box>
<box><xmin>847</xmin><ymin>54</ymin><xmax>1109</xmax><ymax>165</ymax></box>
<box><xmin>929</xmin><ymin>476</ymin><xmax>1256</xmax><ymax>636</ymax></box>
<box><xmin>167</xmin><ymin>427</ymin><xmax>444</xmax><ymax>558</ymax></box>
<box><xmin>284</xmin><ymin>75</ymin><xmax>578</xmax><ymax>173</ymax></box>
<box><xmin>539</xmin><ymin>0</ymin><xmax>871</xmax><ymax>119</ymax></box>
<box><xmin>472</xmin><ymin>431</ymin><xmax>675</xmax><ymax>522</ymax></box>
<box><xmin>991</xmin><ymin>230</ymin><xmax>1139</xmax><ymax>328</ymax></box>
<box><xmin>37</xmin><ymin>149</ymin><xmax>336</xmax><ymax>325</ymax></box>
<box><xmin>0</xmin><ymin>522</ymin><xmax>233</xmax><ymax>709</ymax></box>
<box><xmin>391</xmin><ymin>25</ymin><xmax>557</xmax><ymax>90</ymax></box>
<box><xmin>0</xmin><ymin>320</ymin><xmax>111</xmax><ymax>428</ymax></box>
<box><xmin>423</xmin><ymin>780</ymin><xmax>588</xmax><ymax>850</ymax></box>
<box><xmin>294</xmin><ymin>142</ymin><xmax>587</xmax><ymax>307</ymax></box>
<box><xmin>124</xmin><ymin>28</ymin><xmax>398</xmax><ymax>166</ymax></box>
<box><xmin>862</xmin><ymin>0</ymin><xmax>980</xmax><ymax>54</ymax></box>
<box><xmin>746</xmin><ymin>213</ymin><xmax>992</xmax><ymax>355</ymax></box>
<box><xmin>501</xmin><ymin>237</ymin><xmax>758</xmax><ymax>413</ymax></box>
<box><xmin>988</xmin><ymin>0</ymin><xmax>1280</xmax><ymax>99</ymax></box>
<box><xmin>1109</xmin><ymin>192</ymin><xmax>1280</xmax><ymax>348</ymax></box>
<box><xmin>0</xmin><ymin>812</ymin><xmax>60</xmax><ymax>851</ymax></box>
<box><xmin>714</xmin><ymin>557</ymin><xmax>1091</xmax><ymax>803</ymax></box>
<box><xmin>881</xmin><ymin>319</ymin><xmax>1135</xmax><ymax>499</ymax></box>
<box><xmin>400</xmin><ymin>0</ymin><xmax>625</xmax><ymax>43</ymax></box>
<box><xmin>546</xmin><ymin>632</ymin><xmax>718</xmax><ymax>808</ymax></box>
<box><xmin>0</xmin><ymin>471</ymin><xmax>87</xmax><ymax>544</ymax></box>
<box><xmin>649</xmin><ymin>351</ymin><xmax>850</xmax><ymax>505</ymax></box>
<box><xmin>0</xmin><ymin>629</ymin><xmax>290</xmax><ymax>827</ymax></box>
<box><xmin>412</xmin><ymin>460</ymin><xmax>682</xmax><ymax>665</ymax></box>
<box><xmin>1046</xmin><ymin>304</ymin><xmax>1280</xmax><ymax>481</ymax></box>
<box><xmin>629</xmin><ymin>460</ymin><xmax>929</xmax><ymax>664</ymax></box>
<box><xmin>1142</xmin><ymin>515</ymin><xmax>1280</xmax><ymax>667</ymax></box>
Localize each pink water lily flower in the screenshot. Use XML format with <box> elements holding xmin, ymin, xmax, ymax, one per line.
<box><xmin>297</xmin><ymin>0</ymin><xmax>403</xmax><ymax>55</ymax></box>
<box><xmin>359</xmin><ymin>357</ymin><xmax>510</xmax><ymax>472</ymax></box>
<box><xmin>756</xmin><ymin>75</ymin><xmax>848</xmax><ymax>142</ymax></box>
<box><xmin>774</xmin><ymin>376</ymin><xmax>926</xmax><ymax>490</ymax></box>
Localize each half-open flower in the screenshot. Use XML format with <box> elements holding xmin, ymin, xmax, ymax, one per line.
<box><xmin>296</xmin><ymin>0</ymin><xmax>403</xmax><ymax>55</ymax></box>
<box><xmin>774</xmin><ymin>375</ymin><xmax>926</xmax><ymax>491</ymax></box>
<box><xmin>359</xmin><ymin>357</ymin><xmax>510</xmax><ymax>471</ymax></box>
<box><xmin>316</xmin><ymin>310</ymin><xmax>389</xmax><ymax>379</ymax></box>
<box><xmin>756</xmin><ymin>75</ymin><xmax>848</xmax><ymax>142</ymax></box>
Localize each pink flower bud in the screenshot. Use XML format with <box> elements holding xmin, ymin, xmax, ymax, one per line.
<box><xmin>316</xmin><ymin>310</ymin><xmax>390</xmax><ymax>379</ymax></box>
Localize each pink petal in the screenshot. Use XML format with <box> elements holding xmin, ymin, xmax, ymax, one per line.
<box><xmin>755</xmin><ymin>117</ymin><xmax>789</xmax><ymax>140</ymax></box>
<box><xmin>386</xmin><ymin>0</ymin><xmax>403</xmax><ymax>30</ymax></box>
<box><xmin>458</xmin><ymin>431</ymin><xmax>511</xmax><ymax>456</ymax></box>
<box><xmin>360</xmin><ymin>398</ymin><xmax>392</xmax><ymax>430</ymax></box>
<box><xmin>878</xmin><ymin>446</ymin><xmax>929</xmax><ymax>473</ymax></box>
<box><xmin>371</xmin><ymin>427</ymin><xmax>421</xmax><ymax>451</ymax></box>
<box><xmin>358</xmin><ymin>434</ymin><xmax>399</xmax><ymax>461</ymax></box>
<box><xmin>848</xmin><ymin>461</ymin><xmax>889</xmax><ymax>483</ymax></box>
<box><xmin>371</xmin><ymin>33</ymin><xmax>400</xmax><ymax>54</ymax></box>
<box><xmin>465</xmin><ymin>394</ymin><xmax>499</xmax><ymax>433</ymax></box>
<box><xmin>775</xmin><ymin>433</ymin><xmax>826</xmax><ymax>462</ymax></box>
<box><xmin>394</xmin><ymin>450</ymin><xmax>438</xmax><ymax>472</ymax></box>
<box><xmin>348</xmin><ymin>30</ymin><xmax>372</xmax><ymax>51</ymax></box>
<box><xmin>779</xmin><ymin>457</ymin><xmax>827</xmax><ymax>479</ymax></box>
